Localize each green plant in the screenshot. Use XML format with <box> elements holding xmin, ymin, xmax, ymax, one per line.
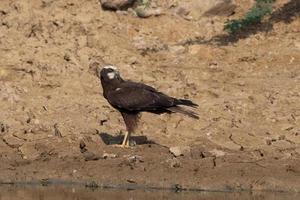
<box><xmin>141</xmin><ymin>0</ymin><xmax>151</xmax><ymax>8</ymax></box>
<box><xmin>224</xmin><ymin>0</ymin><xmax>275</xmax><ymax>34</ymax></box>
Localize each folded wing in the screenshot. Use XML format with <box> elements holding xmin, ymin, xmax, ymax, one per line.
<box><xmin>107</xmin><ymin>86</ymin><xmax>175</xmax><ymax>111</ymax></box>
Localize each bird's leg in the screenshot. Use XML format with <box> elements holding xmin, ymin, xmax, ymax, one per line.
<box><xmin>125</xmin><ymin>131</ymin><xmax>131</xmax><ymax>146</ymax></box>
<box><xmin>119</xmin><ymin>112</ymin><xmax>138</xmax><ymax>148</ymax></box>
<box><xmin>112</xmin><ymin>131</ymin><xmax>130</xmax><ymax>148</ymax></box>
<box><xmin>121</xmin><ymin>131</ymin><xmax>130</xmax><ymax>147</ymax></box>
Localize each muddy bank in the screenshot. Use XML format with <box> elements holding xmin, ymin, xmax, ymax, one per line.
<box><xmin>1</xmin><ymin>141</ymin><xmax>300</xmax><ymax>192</ymax></box>
<box><xmin>1</xmin><ymin>185</ymin><xmax>300</xmax><ymax>200</ymax></box>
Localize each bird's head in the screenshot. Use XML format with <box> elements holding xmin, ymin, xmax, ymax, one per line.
<box><xmin>98</xmin><ymin>65</ymin><xmax>123</xmax><ymax>84</ymax></box>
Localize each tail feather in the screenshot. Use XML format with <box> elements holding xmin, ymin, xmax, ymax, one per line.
<box><xmin>175</xmin><ymin>99</ymin><xmax>198</xmax><ymax>108</ymax></box>
<box><xmin>167</xmin><ymin>106</ymin><xmax>199</xmax><ymax>119</ymax></box>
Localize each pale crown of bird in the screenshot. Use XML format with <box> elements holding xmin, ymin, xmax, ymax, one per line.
<box><xmin>103</xmin><ymin>65</ymin><xmax>118</xmax><ymax>71</ymax></box>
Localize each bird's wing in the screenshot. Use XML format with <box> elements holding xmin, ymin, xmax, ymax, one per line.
<box><xmin>107</xmin><ymin>86</ymin><xmax>174</xmax><ymax>111</ymax></box>
<box><xmin>122</xmin><ymin>81</ymin><xmax>158</xmax><ymax>92</ymax></box>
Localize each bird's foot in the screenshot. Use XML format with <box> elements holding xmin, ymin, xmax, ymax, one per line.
<box><xmin>126</xmin><ymin>139</ymin><xmax>136</xmax><ymax>147</ymax></box>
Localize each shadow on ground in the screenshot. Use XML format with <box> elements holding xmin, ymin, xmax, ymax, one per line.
<box><xmin>99</xmin><ymin>132</ymin><xmax>155</xmax><ymax>146</ymax></box>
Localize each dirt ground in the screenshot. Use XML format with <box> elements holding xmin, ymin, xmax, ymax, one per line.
<box><xmin>0</xmin><ymin>0</ymin><xmax>299</xmax><ymax>193</ymax></box>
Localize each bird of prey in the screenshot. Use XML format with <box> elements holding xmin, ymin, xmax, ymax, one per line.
<box><xmin>98</xmin><ymin>65</ymin><xmax>199</xmax><ymax>148</ymax></box>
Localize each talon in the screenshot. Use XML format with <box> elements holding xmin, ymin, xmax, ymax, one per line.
<box><xmin>126</xmin><ymin>139</ymin><xmax>136</xmax><ymax>147</ymax></box>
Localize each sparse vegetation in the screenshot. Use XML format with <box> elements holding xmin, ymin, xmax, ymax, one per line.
<box><xmin>224</xmin><ymin>0</ymin><xmax>275</xmax><ymax>34</ymax></box>
<box><xmin>140</xmin><ymin>0</ymin><xmax>151</xmax><ymax>8</ymax></box>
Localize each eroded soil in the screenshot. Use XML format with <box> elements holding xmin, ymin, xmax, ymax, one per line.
<box><xmin>0</xmin><ymin>0</ymin><xmax>299</xmax><ymax>192</ymax></box>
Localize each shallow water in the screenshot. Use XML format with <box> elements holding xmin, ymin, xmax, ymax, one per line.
<box><xmin>0</xmin><ymin>185</ymin><xmax>300</xmax><ymax>200</ymax></box>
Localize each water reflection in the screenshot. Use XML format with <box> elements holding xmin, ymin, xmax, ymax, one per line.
<box><xmin>0</xmin><ymin>185</ymin><xmax>299</xmax><ymax>200</ymax></box>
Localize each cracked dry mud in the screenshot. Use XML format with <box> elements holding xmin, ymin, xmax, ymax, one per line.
<box><xmin>0</xmin><ymin>0</ymin><xmax>299</xmax><ymax>192</ymax></box>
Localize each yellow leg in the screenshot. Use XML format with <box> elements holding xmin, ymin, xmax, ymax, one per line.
<box><xmin>114</xmin><ymin>131</ymin><xmax>130</xmax><ymax>148</ymax></box>
<box><xmin>125</xmin><ymin>132</ymin><xmax>131</xmax><ymax>146</ymax></box>
<box><xmin>121</xmin><ymin>131</ymin><xmax>129</xmax><ymax>147</ymax></box>
<box><xmin>112</xmin><ymin>131</ymin><xmax>131</xmax><ymax>148</ymax></box>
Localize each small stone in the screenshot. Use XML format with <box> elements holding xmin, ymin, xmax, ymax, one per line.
<box><xmin>189</xmin><ymin>45</ymin><xmax>202</xmax><ymax>55</ymax></box>
<box><xmin>79</xmin><ymin>140</ymin><xmax>87</xmax><ymax>153</ymax></box>
<box><xmin>3</xmin><ymin>134</ymin><xmax>24</xmax><ymax>148</ymax></box>
<box><xmin>169</xmin><ymin>45</ymin><xmax>186</xmax><ymax>55</ymax></box>
<box><xmin>126</xmin><ymin>179</ymin><xmax>136</xmax><ymax>183</ymax></box>
<box><xmin>175</xmin><ymin>6</ymin><xmax>190</xmax><ymax>16</ymax></box>
<box><xmin>203</xmin><ymin>0</ymin><xmax>236</xmax><ymax>17</ymax></box>
<box><xmin>0</xmin><ymin>122</ymin><xmax>8</xmax><ymax>133</ymax></box>
<box><xmin>100</xmin><ymin>0</ymin><xmax>136</xmax><ymax>11</ymax></box>
<box><xmin>167</xmin><ymin>158</ymin><xmax>181</xmax><ymax>168</ymax></box>
<box><xmin>53</xmin><ymin>123</ymin><xmax>64</xmax><ymax>137</ymax></box>
<box><xmin>209</xmin><ymin>149</ymin><xmax>226</xmax><ymax>157</ymax></box>
<box><xmin>103</xmin><ymin>153</ymin><xmax>118</xmax><ymax>159</ymax></box>
<box><xmin>83</xmin><ymin>152</ymin><xmax>102</xmax><ymax>161</ymax></box>
<box><xmin>169</xmin><ymin>146</ymin><xmax>191</xmax><ymax>157</ymax></box>
<box><xmin>135</xmin><ymin>6</ymin><xmax>163</xmax><ymax>18</ymax></box>
<box><xmin>33</xmin><ymin>119</ymin><xmax>40</xmax><ymax>125</ymax></box>
<box><xmin>128</xmin><ymin>56</ymin><xmax>138</xmax><ymax>65</ymax></box>
<box><xmin>0</xmin><ymin>68</ymin><xmax>9</xmax><ymax>79</ymax></box>
<box><xmin>182</xmin><ymin>0</ymin><xmax>236</xmax><ymax>19</ymax></box>
<box><xmin>182</xmin><ymin>15</ymin><xmax>193</xmax><ymax>21</ymax></box>
<box><xmin>281</xmin><ymin>124</ymin><xmax>294</xmax><ymax>131</ymax></box>
<box><xmin>278</xmin><ymin>135</ymin><xmax>286</xmax><ymax>140</ymax></box>
<box><xmin>294</xmin><ymin>42</ymin><xmax>300</xmax><ymax>50</ymax></box>
<box><xmin>127</xmin><ymin>155</ymin><xmax>143</xmax><ymax>163</ymax></box>
<box><xmin>266</xmin><ymin>139</ymin><xmax>272</xmax><ymax>145</ymax></box>
<box><xmin>133</xmin><ymin>35</ymin><xmax>166</xmax><ymax>53</ymax></box>
<box><xmin>188</xmin><ymin>45</ymin><xmax>218</xmax><ymax>60</ymax></box>
<box><xmin>19</xmin><ymin>143</ymin><xmax>40</xmax><ymax>161</ymax></box>
<box><xmin>64</xmin><ymin>54</ymin><xmax>71</xmax><ymax>62</ymax></box>
<box><xmin>76</xmin><ymin>36</ymin><xmax>87</xmax><ymax>48</ymax></box>
<box><xmin>116</xmin><ymin>10</ymin><xmax>128</xmax><ymax>15</ymax></box>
